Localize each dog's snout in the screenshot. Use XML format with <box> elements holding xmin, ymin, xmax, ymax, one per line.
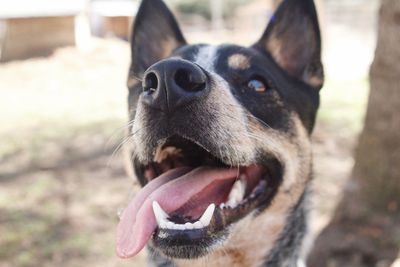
<box><xmin>174</xmin><ymin>68</ymin><xmax>206</xmax><ymax>93</ymax></box>
<box><xmin>142</xmin><ymin>59</ymin><xmax>208</xmax><ymax>112</ymax></box>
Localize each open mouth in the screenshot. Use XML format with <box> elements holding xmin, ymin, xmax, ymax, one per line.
<box><xmin>117</xmin><ymin>135</ymin><xmax>282</xmax><ymax>259</ymax></box>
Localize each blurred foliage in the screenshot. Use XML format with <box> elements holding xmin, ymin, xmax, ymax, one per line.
<box><xmin>319</xmin><ymin>79</ymin><xmax>369</xmax><ymax>133</ymax></box>
<box><xmin>170</xmin><ymin>0</ymin><xmax>251</xmax><ymax>20</ymax></box>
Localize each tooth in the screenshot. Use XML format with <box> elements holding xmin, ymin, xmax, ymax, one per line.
<box><xmin>219</xmin><ymin>203</ymin><xmax>225</xmax><ymax>209</ymax></box>
<box><xmin>159</xmin><ymin>219</ymin><xmax>168</xmax><ymax>229</ymax></box>
<box><xmin>166</xmin><ymin>221</ymin><xmax>175</xmax><ymax>229</ymax></box>
<box><xmin>175</xmin><ymin>224</ymin><xmax>185</xmax><ymax>230</ymax></box>
<box><xmin>152</xmin><ymin>201</ymin><xmax>169</xmax><ymax>225</ymax></box>
<box><xmin>184</xmin><ymin>222</ymin><xmax>194</xmax><ymax>230</ymax></box>
<box><xmin>199</xmin><ymin>204</ymin><xmax>215</xmax><ymax>227</ymax></box>
<box><xmin>226</xmin><ymin>175</ymin><xmax>246</xmax><ymax>208</ymax></box>
<box><xmin>193</xmin><ymin>221</ymin><xmax>203</xmax><ymax>229</ymax></box>
<box><xmin>153</xmin><ymin>201</ymin><xmax>214</xmax><ymax>231</ymax></box>
<box><xmin>226</xmin><ymin>201</ymin><xmax>237</xmax><ymax>209</ymax></box>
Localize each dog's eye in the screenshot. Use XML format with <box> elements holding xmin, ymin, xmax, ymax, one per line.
<box><xmin>247</xmin><ymin>78</ymin><xmax>267</xmax><ymax>93</ymax></box>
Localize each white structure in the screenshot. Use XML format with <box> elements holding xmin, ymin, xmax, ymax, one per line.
<box><xmin>0</xmin><ymin>0</ymin><xmax>86</xmax><ymax>62</ymax></box>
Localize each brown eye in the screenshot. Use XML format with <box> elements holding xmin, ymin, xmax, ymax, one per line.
<box><xmin>247</xmin><ymin>79</ymin><xmax>267</xmax><ymax>93</ymax></box>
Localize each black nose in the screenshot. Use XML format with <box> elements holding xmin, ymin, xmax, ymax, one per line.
<box><xmin>141</xmin><ymin>59</ymin><xmax>208</xmax><ymax>112</ymax></box>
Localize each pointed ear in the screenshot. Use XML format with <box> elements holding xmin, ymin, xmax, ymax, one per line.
<box><xmin>253</xmin><ymin>0</ymin><xmax>324</xmax><ymax>89</ymax></box>
<box><xmin>130</xmin><ymin>0</ymin><xmax>186</xmax><ymax>77</ymax></box>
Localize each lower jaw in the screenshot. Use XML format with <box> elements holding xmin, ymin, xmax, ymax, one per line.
<box><xmin>149</xmin><ymin>189</ymin><xmax>274</xmax><ymax>260</ymax></box>
<box><xmin>145</xmin><ymin>160</ymin><xmax>284</xmax><ymax>259</ymax></box>
<box><xmin>151</xmin><ymin>228</ymin><xmax>228</xmax><ymax>259</ymax></box>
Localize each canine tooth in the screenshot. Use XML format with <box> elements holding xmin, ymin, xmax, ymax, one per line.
<box><xmin>227</xmin><ymin>200</ymin><xmax>238</xmax><ymax>209</ymax></box>
<box><xmin>199</xmin><ymin>204</ymin><xmax>215</xmax><ymax>227</ymax></box>
<box><xmin>193</xmin><ymin>221</ymin><xmax>204</xmax><ymax>229</ymax></box>
<box><xmin>184</xmin><ymin>222</ymin><xmax>194</xmax><ymax>230</ymax></box>
<box><xmin>226</xmin><ymin>176</ymin><xmax>246</xmax><ymax>207</ymax></box>
<box><xmin>152</xmin><ymin>201</ymin><xmax>169</xmax><ymax>225</ymax></box>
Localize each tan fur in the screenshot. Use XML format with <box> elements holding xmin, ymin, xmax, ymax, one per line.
<box><xmin>304</xmin><ymin>74</ymin><xmax>324</xmax><ymax>88</ymax></box>
<box><xmin>176</xmin><ymin>209</ymin><xmax>287</xmax><ymax>267</ymax></box>
<box><xmin>130</xmin><ymin>62</ymin><xmax>312</xmax><ymax>266</ymax></box>
<box><xmin>160</xmin><ymin>36</ymin><xmax>182</xmax><ymax>59</ymax></box>
<box><xmin>227</xmin><ymin>54</ymin><xmax>251</xmax><ymax>70</ymax></box>
<box><xmin>201</xmin><ymin>73</ymin><xmax>255</xmax><ymax>165</ymax></box>
<box><xmin>266</xmin><ymin>36</ymin><xmax>323</xmax><ymax>88</ymax></box>
<box><xmin>131</xmin><ymin>72</ymin><xmax>257</xmax><ymax>165</ymax></box>
<box><xmin>267</xmin><ymin>37</ymin><xmax>286</xmax><ymax>71</ymax></box>
<box><xmin>176</xmin><ymin>114</ymin><xmax>312</xmax><ymax>267</ymax></box>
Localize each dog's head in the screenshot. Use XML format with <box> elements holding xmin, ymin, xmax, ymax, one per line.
<box><xmin>117</xmin><ymin>0</ymin><xmax>323</xmax><ymax>262</ymax></box>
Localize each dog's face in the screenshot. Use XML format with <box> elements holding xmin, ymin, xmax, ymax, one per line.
<box><xmin>117</xmin><ymin>0</ymin><xmax>323</xmax><ymax>262</ymax></box>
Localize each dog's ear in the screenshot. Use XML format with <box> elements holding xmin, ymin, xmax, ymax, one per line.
<box><xmin>130</xmin><ymin>0</ymin><xmax>186</xmax><ymax>77</ymax></box>
<box><xmin>253</xmin><ymin>0</ymin><xmax>323</xmax><ymax>89</ymax></box>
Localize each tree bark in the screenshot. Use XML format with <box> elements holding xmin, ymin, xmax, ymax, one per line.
<box><xmin>307</xmin><ymin>0</ymin><xmax>400</xmax><ymax>266</ymax></box>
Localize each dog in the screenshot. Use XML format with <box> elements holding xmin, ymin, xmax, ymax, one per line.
<box><xmin>116</xmin><ymin>0</ymin><xmax>324</xmax><ymax>266</ymax></box>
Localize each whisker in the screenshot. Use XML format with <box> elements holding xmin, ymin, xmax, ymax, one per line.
<box><xmin>245</xmin><ymin>112</ymin><xmax>272</xmax><ymax>129</ymax></box>
<box><xmin>105</xmin><ymin>119</ymin><xmax>136</xmax><ymax>150</ymax></box>
<box><xmin>128</xmin><ymin>70</ymin><xmax>144</xmax><ymax>83</ymax></box>
<box><xmin>106</xmin><ymin>126</ymin><xmax>147</xmax><ymax>168</ymax></box>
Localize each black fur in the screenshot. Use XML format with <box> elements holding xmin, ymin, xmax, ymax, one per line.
<box><xmin>125</xmin><ymin>0</ymin><xmax>323</xmax><ymax>265</ymax></box>
<box><xmin>265</xmin><ymin>191</ymin><xmax>309</xmax><ymax>266</ymax></box>
<box><xmin>130</xmin><ymin>0</ymin><xmax>186</xmax><ymax>76</ymax></box>
<box><xmin>253</xmin><ymin>0</ymin><xmax>323</xmax><ymax>89</ymax></box>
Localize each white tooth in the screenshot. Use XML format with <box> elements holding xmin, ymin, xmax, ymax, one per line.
<box><xmin>227</xmin><ymin>200</ymin><xmax>238</xmax><ymax>209</ymax></box>
<box><xmin>166</xmin><ymin>221</ymin><xmax>175</xmax><ymax>229</ymax></box>
<box><xmin>226</xmin><ymin>176</ymin><xmax>246</xmax><ymax>207</ymax></box>
<box><xmin>184</xmin><ymin>222</ymin><xmax>194</xmax><ymax>230</ymax></box>
<box><xmin>193</xmin><ymin>221</ymin><xmax>204</xmax><ymax>229</ymax></box>
<box><xmin>199</xmin><ymin>204</ymin><xmax>215</xmax><ymax>227</ymax></box>
<box><xmin>159</xmin><ymin>219</ymin><xmax>168</xmax><ymax>229</ymax></box>
<box><xmin>219</xmin><ymin>203</ymin><xmax>225</xmax><ymax>209</ymax></box>
<box><xmin>152</xmin><ymin>201</ymin><xmax>169</xmax><ymax>225</ymax></box>
<box><xmin>175</xmin><ymin>224</ymin><xmax>185</xmax><ymax>230</ymax></box>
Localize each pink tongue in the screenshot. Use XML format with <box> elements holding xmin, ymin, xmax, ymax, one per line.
<box><xmin>116</xmin><ymin>167</ymin><xmax>238</xmax><ymax>258</ymax></box>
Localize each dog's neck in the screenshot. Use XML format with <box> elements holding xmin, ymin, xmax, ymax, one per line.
<box><xmin>147</xmin><ymin>193</ymin><xmax>308</xmax><ymax>267</ymax></box>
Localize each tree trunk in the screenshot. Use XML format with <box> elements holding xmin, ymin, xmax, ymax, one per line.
<box><xmin>210</xmin><ymin>0</ymin><xmax>224</xmax><ymax>31</ymax></box>
<box><xmin>307</xmin><ymin>0</ymin><xmax>400</xmax><ymax>266</ymax></box>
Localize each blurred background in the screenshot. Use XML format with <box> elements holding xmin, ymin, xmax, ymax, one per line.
<box><xmin>0</xmin><ymin>0</ymin><xmax>380</xmax><ymax>266</ymax></box>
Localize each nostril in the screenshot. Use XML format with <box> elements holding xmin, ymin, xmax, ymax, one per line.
<box><xmin>143</xmin><ymin>72</ymin><xmax>158</xmax><ymax>94</ymax></box>
<box><xmin>174</xmin><ymin>68</ymin><xmax>206</xmax><ymax>92</ymax></box>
